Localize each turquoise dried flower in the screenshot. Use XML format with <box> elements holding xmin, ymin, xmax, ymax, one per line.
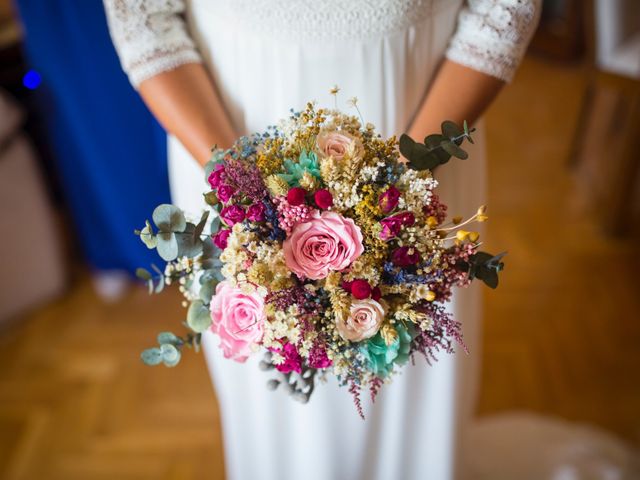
<box><xmin>279</xmin><ymin>150</ymin><xmax>321</xmax><ymax>187</ymax></box>
<box><xmin>360</xmin><ymin>323</ymin><xmax>414</xmax><ymax>378</ymax></box>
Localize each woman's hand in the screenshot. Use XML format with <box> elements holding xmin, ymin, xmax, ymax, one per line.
<box><xmin>407</xmin><ymin>60</ymin><xmax>505</xmax><ymax>140</ymax></box>
<box><xmin>138</xmin><ymin>63</ymin><xmax>237</xmax><ymax>167</ymax></box>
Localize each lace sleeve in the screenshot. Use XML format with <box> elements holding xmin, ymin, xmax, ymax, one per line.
<box><xmin>103</xmin><ymin>0</ymin><xmax>202</xmax><ymax>88</ymax></box>
<box><xmin>445</xmin><ymin>0</ymin><xmax>542</xmax><ymax>82</ymax></box>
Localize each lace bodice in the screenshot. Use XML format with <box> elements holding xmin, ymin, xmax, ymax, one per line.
<box><xmin>104</xmin><ymin>0</ymin><xmax>541</xmax><ymax>87</ymax></box>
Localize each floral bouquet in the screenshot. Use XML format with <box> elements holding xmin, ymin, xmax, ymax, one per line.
<box><xmin>135</xmin><ymin>98</ymin><xmax>504</xmax><ymax>416</ymax></box>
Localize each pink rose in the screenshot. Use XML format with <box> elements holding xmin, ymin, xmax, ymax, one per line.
<box><xmin>208</xmin><ymin>165</ymin><xmax>225</xmax><ymax>189</ymax></box>
<box><xmin>220</xmin><ymin>205</ymin><xmax>245</xmax><ymax>226</ymax></box>
<box><xmin>247</xmin><ymin>203</ymin><xmax>266</xmax><ymax>222</ymax></box>
<box><xmin>336</xmin><ymin>298</ymin><xmax>387</xmax><ymax>342</ymax></box>
<box><xmin>210</xmin><ymin>281</ymin><xmax>265</xmax><ymax>362</ymax></box>
<box><xmin>217</xmin><ymin>184</ymin><xmax>235</xmax><ymax>203</ymax></box>
<box><xmin>283</xmin><ymin>211</ymin><xmax>364</xmax><ymax>280</ymax></box>
<box><xmin>213</xmin><ymin>229</ymin><xmax>231</xmax><ymax>249</ymax></box>
<box><xmin>316</xmin><ymin>131</ymin><xmax>363</xmax><ymax>161</ymax></box>
<box><xmin>379</xmin><ymin>186</ymin><xmax>401</xmax><ymax>214</ymax></box>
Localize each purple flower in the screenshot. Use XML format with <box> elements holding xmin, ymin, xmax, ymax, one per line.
<box><xmin>308</xmin><ymin>344</ymin><xmax>332</xmax><ymax>369</ymax></box>
<box><xmin>217</xmin><ymin>184</ymin><xmax>235</xmax><ymax>203</ymax></box>
<box><xmin>208</xmin><ymin>165</ymin><xmax>225</xmax><ymax>189</ymax></box>
<box><xmin>213</xmin><ymin>229</ymin><xmax>231</xmax><ymax>249</ymax></box>
<box><xmin>378</xmin><ymin>186</ymin><xmax>401</xmax><ymax>214</ymax></box>
<box><xmin>246</xmin><ymin>203</ymin><xmax>266</xmax><ymax>222</ymax></box>
<box><xmin>391</xmin><ymin>246</ymin><xmax>421</xmax><ymax>267</ymax></box>
<box><xmin>220</xmin><ymin>205</ymin><xmax>245</xmax><ymax>226</ymax></box>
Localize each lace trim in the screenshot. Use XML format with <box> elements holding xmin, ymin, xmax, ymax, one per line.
<box><xmin>446</xmin><ymin>0</ymin><xmax>542</xmax><ymax>82</ymax></box>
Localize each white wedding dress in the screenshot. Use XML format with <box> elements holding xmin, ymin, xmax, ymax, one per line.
<box><xmin>104</xmin><ymin>1</ymin><xmax>540</xmax><ymax>478</ymax></box>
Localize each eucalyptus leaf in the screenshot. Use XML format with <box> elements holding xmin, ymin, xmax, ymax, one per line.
<box><xmin>199</xmin><ymin>280</ymin><xmax>218</xmax><ymax>304</ymax></box>
<box><xmin>152</xmin><ymin>204</ymin><xmax>186</xmax><ymax>233</ymax></box>
<box><xmin>209</xmin><ymin>216</ymin><xmax>221</xmax><ymax>235</ymax></box>
<box><xmin>187</xmin><ymin>300</ymin><xmax>212</xmax><ymax>333</ymax></box>
<box><xmin>154</xmin><ymin>274</ymin><xmax>165</xmax><ymax>294</ymax></box>
<box><xmin>176</xmin><ymin>224</ymin><xmax>203</xmax><ymax>258</ymax></box>
<box><xmin>204</xmin><ymin>160</ymin><xmax>217</xmax><ymax>182</ymax></box>
<box><xmin>139</xmin><ymin>221</ymin><xmax>157</xmax><ymax>249</ymax></box>
<box><xmin>441</xmin><ymin>120</ymin><xmax>464</xmax><ymax>141</ymax></box>
<box><xmin>157</xmin><ymin>332</ymin><xmax>182</xmax><ymax>346</ymax></box>
<box><xmin>424</xmin><ymin>134</ymin><xmax>452</xmax><ymax>164</ymax></box>
<box><xmin>440</xmin><ymin>140</ymin><xmax>468</xmax><ymax>159</ymax></box>
<box><xmin>141</xmin><ymin>347</ymin><xmax>163</xmax><ymax>366</ymax></box>
<box><xmin>160</xmin><ymin>343</ymin><xmax>181</xmax><ymax>367</ymax></box>
<box><xmin>156</xmin><ymin>232</ymin><xmax>178</xmax><ymax>261</ymax></box>
<box><xmin>194</xmin><ymin>210</ymin><xmax>210</xmax><ymax>240</ymax></box>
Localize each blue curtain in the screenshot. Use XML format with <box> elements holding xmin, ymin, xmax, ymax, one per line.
<box><xmin>15</xmin><ymin>0</ymin><xmax>170</xmax><ymax>274</ymax></box>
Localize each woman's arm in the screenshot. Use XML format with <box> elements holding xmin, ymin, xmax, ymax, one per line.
<box><xmin>407</xmin><ymin>59</ymin><xmax>504</xmax><ymax>139</ymax></box>
<box><xmin>408</xmin><ymin>0</ymin><xmax>542</xmax><ymax>138</ymax></box>
<box><xmin>138</xmin><ymin>63</ymin><xmax>237</xmax><ymax>166</ymax></box>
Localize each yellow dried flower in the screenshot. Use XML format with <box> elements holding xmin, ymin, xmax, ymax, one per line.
<box><xmin>265</xmin><ymin>174</ymin><xmax>289</xmax><ymax>197</ymax></box>
<box><xmin>380</xmin><ymin>323</ymin><xmax>398</xmax><ymax>346</ymax></box>
<box><xmin>468</xmin><ymin>231</ymin><xmax>480</xmax><ymax>242</ymax></box>
<box><xmin>426</xmin><ymin>216</ymin><xmax>439</xmax><ymax>228</ymax></box>
<box><xmin>298</xmin><ymin>171</ymin><xmax>321</xmax><ymax>192</ymax></box>
<box><xmin>456</xmin><ymin>230</ymin><xmax>469</xmax><ymax>242</ymax></box>
<box><xmin>452</xmin><ymin>216</ymin><xmax>463</xmax><ymax>225</ymax></box>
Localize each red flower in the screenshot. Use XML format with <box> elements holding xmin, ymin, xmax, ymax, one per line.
<box><xmin>371</xmin><ymin>286</ymin><xmax>382</xmax><ymax>301</ymax></box>
<box><xmin>350</xmin><ymin>279</ymin><xmax>372</xmax><ymax>299</ymax></box>
<box><xmin>314</xmin><ymin>189</ymin><xmax>334</xmax><ymax>209</ymax></box>
<box><xmin>392</xmin><ymin>246</ymin><xmax>421</xmax><ymax>267</ymax></box>
<box><xmin>213</xmin><ymin>229</ymin><xmax>231</xmax><ymax>249</ymax></box>
<box><xmin>287</xmin><ymin>187</ymin><xmax>307</xmax><ymax>206</ymax></box>
<box><xmin>207</xmin><ymin>165</ymin><xmax>225</xmax><ymax>189</ymax></box>
<box><xmin>246</xmin><ymin>203</ymin><xmax>266</xmax><ymax>222</ymax></box>
<box><xmin>378</xmin><ymin>186</ymin><xmax>401</xmax><ymax>214</ymax></box>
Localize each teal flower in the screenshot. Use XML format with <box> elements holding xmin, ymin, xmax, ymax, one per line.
<box><xmin>279</xmin><ymin>150</ymin><xmax>321</xmax><ymax>187</ymax></box>
<box><xmin>360</xmin><ymin>323</ymin><xmax>415</xmax><ymax>378</ymax></box>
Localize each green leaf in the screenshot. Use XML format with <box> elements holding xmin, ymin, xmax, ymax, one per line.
<box><xmin>198</xmin><ymin>280</ymin><xmax>218</xmax><ymax>305</ymax></box>
<box><xmin>157</xmin><ymin>332</ymin><xmax>182</xmax><ymax>346</ymax></box>
<box><xmin>204</xmin><ymin>160</ymin><xmax>217</xmax><ymax>182</ymax></box>
<box><xmin>204</xmin><ymin>191</ymin><xmax>218</xmax><ymax>206</ymax></box>
<box><xmin>424</xmin><ymin>134</ymin><xmax>452</xmax><ymax>165</ymax></box>
<box><xmin>441</xmin><ymin>120</ymin><xmax>464</xmax><ymax>141</ymax></box>
<box><xmin>135</xmin><ymin>268</ymin><xmax>152</xmax><ymax>281</ymax></box>
<box><xmin>152</xmin><ymin>204</ymin><xmax>186</xmax><ymax>233</ymax></box>
<box><xmin>139</xmin><ymin>221</ymin><xmax>157</xmax><ymax>249</ymax></box>
<box><xmin>156</xmin><ymin>232</ymin><xmax>178</xmax><ymax>261</ymax></box>
<box><xmin>176</xmin><ymin>223</ymin><xmax>203</xmax><ymax>258</ymax></box>
<box><xmin>187</xmin><ymin>300</ymin><xmax>212</xmax><ymax>333</ymax></box>
<box><xmin>141</xmin><ymin>347</ymin><xmax>163</xmax><ymax>366</ymax></box>
<box><xmin>194</xmin><ymin>211</ymin><xmax>210</xmax><ymax>240</ymax></box>
<box><xmin>209</xmin><ymin>216</ymin><xmax>221</xmax><ymax>236</ymax></box>
<box><xmin>160</xmin><ymin>343</ymin><xmax>181</xmax><ymax>367</ymax></box>
<box><xmin>440</xmin><ymin>140</ymin><xmax>468</xmax><ymax>159</ymax></box>
<box><xmin>153</xmin><ymin>275</ymin><xmax>165</xmax><ymax>294</ymax></box>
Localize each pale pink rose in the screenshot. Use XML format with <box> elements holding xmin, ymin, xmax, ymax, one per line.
<box><xmin>316</xmin><ymin>131</ymin><xmax>363</xmax><ymax>161</ymax></box>
<box><xmin>209</xmin><ymin>281</ymin><xmax>265</xmax><ymax>362</ymax></box>
<box><xmin>337</xmin><ymin>298</ymin><xmax>387</xmax><ymax>342</ymax></box>
<box><xmin>283</xmin><ymin>211</ymin><xmax>364</xmax><ymax>280</ymax></box>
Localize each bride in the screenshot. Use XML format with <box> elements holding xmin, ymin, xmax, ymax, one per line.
<box><xmin>104</xmin><ymin>1</ymin><xmax>540</xmax><ymax>478</ymax></box>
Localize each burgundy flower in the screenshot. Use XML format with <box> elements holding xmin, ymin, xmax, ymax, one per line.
<box><xmin>308</xmin><ymin>345</ymin><xmax>332</xmax><ymax>369</ymax></box>
<box><xmin>217</xmin><ymin>184</ymin><xmax>235</xmax><ymax>203</ymax></box>
<box><xmin>379</xmin><ymin>216</ymin><xmax>403</xmax><ymax>241</ymax></box>
<box><xmin>350</xmin><ymin>279</ymin><xmax>372</xmax><ymax>300</ymax></box>
<box><xmin>220</xmin><ymin>204</ymin><xmax>245</xmax><ymax>226</ymax></box>
<box><xmin>395</xmin><ymin>211</ymin><xmax>415</xmax><ymax>226</ymax></box>
<box><xmin>314</xmin><ymin>189</ymin><xmax>334</xmax><ymax>209</ymax></box>
<box><xmin>207</xmin><ymin>165</ymin><xmax>225</xmax><ymax>189</ymax></box>
<box><xmin>378</xmin><ymin>186</ymin><xmax>401</xmax><ymax>214</ymax></box>
<box><xmin>392</xmin><ymin>246</ymin><xmax>421</xmax><ymax>267</ymax></box>
<box><xmin>341</xmin><ymin>279</ymin><xmax>354</xmax><ymax>292</ymax></box>
<box><xmin>371</xmin><ymin>286</ymin><xmax>382</xmax><ymax>301</ymax></box>
<box><xmin>213</xmin><ymin>229</ymin><xmax>231</xmax><ymax>249</ymax></box>
<box><xmin>246</xmin><ymin>203</ymin><xmax>266</xmax><ymax>222</ymax></box>
<box><xmin>287</xmin><ymin>187</ymin><xmax>307</xmax><ymax>206</ymax></box>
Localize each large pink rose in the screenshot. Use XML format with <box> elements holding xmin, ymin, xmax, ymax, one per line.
<box><xmin>283</xmin><ymin>211</ymin><xmax>364</xmax><ymax>280</ymax></box>
<box><xmin>316</xmin><ymin>131</ymin><xmax>363</xmax><ymax>161</ymax></box>
<box><xmin>210</xmin><ymin>281</ymin><xmax>265</xmax><ymax>362</ymax></box>
<box><xmin>336</xmin><ymin>298</ymin><xmax>387</xmax><ymax>342</ymax></box>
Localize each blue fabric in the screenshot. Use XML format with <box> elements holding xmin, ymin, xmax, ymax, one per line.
<box><xmin>15</xmin><ymin>0</ymin><xmax>170</xmax><ymax>274</ymax></box>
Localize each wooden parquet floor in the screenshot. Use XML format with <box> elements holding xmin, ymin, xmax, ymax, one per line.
<box><xmin>1</xmin><ymin>56</ymin><xmax>639</xmax><ymax>479</ymax></box>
